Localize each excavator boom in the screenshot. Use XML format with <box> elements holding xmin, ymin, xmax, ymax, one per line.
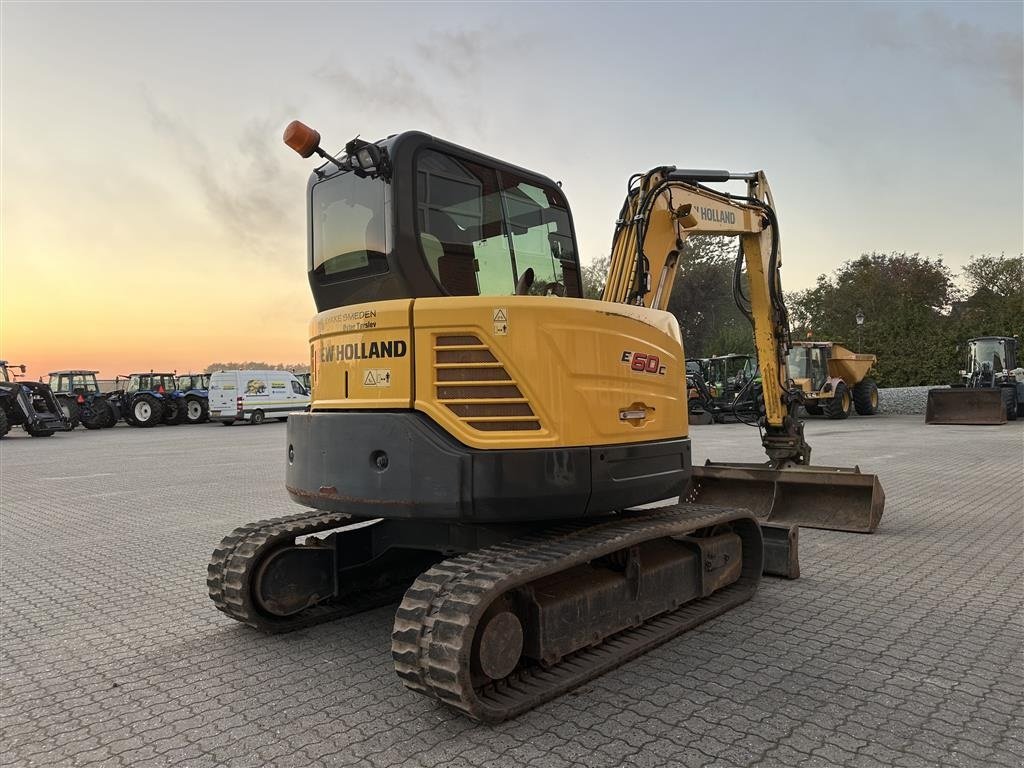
<box><xmin>605</xmin><ymin>167</ymin><xmax>884</xmax><ymax>532</ymax></box>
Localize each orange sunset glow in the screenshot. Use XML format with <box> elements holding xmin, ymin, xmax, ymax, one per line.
<box><xmin>2</xmin><ymin>3</ymin><xmax>1021</xmax><ymax>381</ymax></box>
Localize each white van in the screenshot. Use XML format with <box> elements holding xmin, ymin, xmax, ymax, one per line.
<box><xmin>208</xmin><ymin>370</ymin><xmax>310</xmax><ymax>425</ymax></box>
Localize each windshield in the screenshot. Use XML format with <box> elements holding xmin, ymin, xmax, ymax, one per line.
<box><xmin>709</xmin><ymin>357</ymin><xmax>754</xmax><ymax>389</ymax></box>
<box><xmin>968</xmin><ymin>339</ymin><xmax>1006</xmax><ymax>373</ymax></box>
<box><xmin>51</xmin><ymin>374</ymin><xmax>99</xmax><ymax>393</ymax></box>
<box><xmin>311</xmin><ymin>171</ymin><xmax>387</xmax><ymax>283</ymax></box>
<box><xmin>415</xmin><ymin>149</ymin><xmax>579</xmax><ymax>298</ymax></box>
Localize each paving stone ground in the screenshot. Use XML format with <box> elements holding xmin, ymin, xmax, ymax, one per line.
<box><xmin>1</xmin><ymin>415</ymin><xmax>1021</xmax><ymax>768</ymax></box>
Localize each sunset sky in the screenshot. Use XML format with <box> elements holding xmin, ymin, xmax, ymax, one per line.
<box><xmin>2</xmin><ymin>2</ymin><xmax>1021</xmax><ymax>379</ymax></box>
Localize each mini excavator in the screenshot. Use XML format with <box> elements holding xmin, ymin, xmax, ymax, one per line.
<box><xmin>207</xmin><ymin>124</ymin><xmax>885</xmax><ymax>722</ymax></box>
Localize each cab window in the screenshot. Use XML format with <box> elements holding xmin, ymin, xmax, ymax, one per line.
<box><xmin>311</xmin><ymin>171</ymin><xmax>387</xmax><ymax>283</ymax></box>
<box><xmin>415</xmin><ymin>149</ymin><xmax>580</xmax><ymax>298</ymax></box>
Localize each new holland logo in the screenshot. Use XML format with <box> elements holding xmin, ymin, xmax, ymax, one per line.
<box><xmin>320</xmin><ymin>340</ymin><xmax>408</xmax><ymax>362</ymax></box>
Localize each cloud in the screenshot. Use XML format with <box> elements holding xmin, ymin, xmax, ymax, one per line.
<box><xmin>862</xmin><ymin>7</ymin><xmax>1023</xmax><ymax>103</ymax></box>
<box><xmin>313</xmin><ymin>24</ymin><xmax>534</xmax><ymax>139</ymax></box>
<box><xmin>415</xmin><ymin>28</ymin><xmax>485</xmax><ymax>76</ymax></box>
<box><xmin>144</xmin><ymin>95</ymin><xmax>303</xmax><ymax>260</ymax></box>
<box><xmin>313</xmin><ymin>60</ymin><xmax>449</xmax><ymax>129</ymax></box>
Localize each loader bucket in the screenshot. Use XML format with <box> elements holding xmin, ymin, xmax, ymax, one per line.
<box><xmin>925</xmin><ymin>388</ymin><xmax>1006</xmax><ymax>425</ymax></box>
<box><xmin>686</xmin><ymin>462</ymin><xmax>884</xmax><ymax>533</ymax></box>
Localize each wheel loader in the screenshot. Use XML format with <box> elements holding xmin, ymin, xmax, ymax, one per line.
<box><xmin>785</xmin><ymin>342</ymin><xmax>879</xmax><ymax>419</ymax></box>
<box><xmin>926</xmin><ymin>336</ymin><xmax>1023</xmax><ymax>424</ymax></box>
<box><xmin>207</xmin><ymin>124</ymin><xmax>885</xmax><ymax>722</ymax></box>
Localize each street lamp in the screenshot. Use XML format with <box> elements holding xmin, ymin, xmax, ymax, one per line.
<box><xmin>855</xmin><ymin>309</ymin><xmax>865</xmax><ymax>350</ymax></box>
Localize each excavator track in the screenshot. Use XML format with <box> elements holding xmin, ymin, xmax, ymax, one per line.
<box><xmin>391</xmin><ymin>504</ymin><xmax>761</xmax><ymax>722</ymax></box>
<box><xmin>207</xmin><ymin>510</ymin><xmax>414</xmax><ymax>633</ymax></box>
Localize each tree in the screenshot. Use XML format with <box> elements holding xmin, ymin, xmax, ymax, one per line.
<box><xmin>580</xmin><ymin>255</ymin><xmax>610</xmax><ymax>299</ymax></box>
<box><xmin>204</xmin><ymin>361</ymin><xmax>308</xmax><ymax>372</ymax></box>
<box><xmin>667</xmin><ymin>236</ymin><xmax>754</xmax><ymax>358</ymax></box>
<box><xmin>786</xmin><ymin>252</ymin><xmax>962</xmax><ymax>386</ymax></box>
<box><xmin>955</xmin><ymin>253</ymin><xmax>1024</xmax><ymax>338</ymax></box>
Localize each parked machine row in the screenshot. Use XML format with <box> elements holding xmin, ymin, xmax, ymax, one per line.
<box><xmin>686</xmin><ymin>342</ymin><xmax>880</xmax><ymax>425</ymax></box>
<box><xmin>0</xmin><ymin>367</ymin><xmax>311</xmax><ymax>438</ymax></box>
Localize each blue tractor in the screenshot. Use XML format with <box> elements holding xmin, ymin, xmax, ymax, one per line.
<box><xmin>175</xmin><ymin>373</ymin><xmax>211</xmax><ymax>424</ymax></box>
<box><xmin>111</xmin><ymin>372</ymin><xmax>190</xmax><ymax>427</ymax></box>
<box><xmin>47</xmin><ymin>370</ymin><xmax>119</xmax><ymax>430</ymax></box>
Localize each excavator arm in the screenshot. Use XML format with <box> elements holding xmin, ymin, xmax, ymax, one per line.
<box><xmin>604</xmin><ymin>167</ymin><xmax>884</xmax><ymax>532</ymax></box>
<box><xmin>603</xmin><ymin>167</ymin><xmax>809</xmax><ymax>465</ymax></box>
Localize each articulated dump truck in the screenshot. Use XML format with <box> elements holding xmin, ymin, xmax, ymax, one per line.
<box><xmin>206</xmin><ymin>124</ymin><xmax>885</xmax><ymax>721</ymax></box>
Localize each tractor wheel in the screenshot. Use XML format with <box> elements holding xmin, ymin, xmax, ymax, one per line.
<box><xmin>1002</xmin><ymin>388</ymin><xmax>1017</xmax><ymax>421</ymax></box>
<box><xmin>853</xmin><ymin>378</ymin><xmax>880</xmax><ymax>416</ymax></box>
<box><xmin>251</xmin><ymin>409</ymin><xmax>266</xmax><ymax>425</ymax></box>
<box><xmin>183</xmin><ymin>396</ymin><xmax>208</xmax><ymax>425</ymax></box>
<box><xmin>803</xmin><ymin>403</ymin><xmax>823</xmax><ymax>416</ymax></box>
<box><xmin>80</xmin><ymin>399</ymin><xmax>105</xmax><ymax>430</ymax></box>
<box><xmin>57</xmin><ymin>396</ymin><xmax>81</xmax><ymax>429</ymax></box>
<box><xmin>102</xmin><ymin>400</ymin><xmax>120</xmax><ymax>428</ymax></box>
<box><xmin>0</xmin><ymin>409</ymin><xmax>9</xmax><ymax>438</ymax></box>
<box><xmin>824</xmin><ymin>383</ymin><xmax>853</xmax><ymax>420</ymax></box>
<box><xmin>162</xmin><ymin>398</ymin><xmax>185</xmax><ymax>425</ymax></box>
<box><xmin>25</xmin><ymin>424</ymin><xmax>55</xmax><ymax>437</ymax></box>
<box><xmin>131</xmin><ymin>395</ymin><xmax>163</xmax><ymax>427</ymax></box>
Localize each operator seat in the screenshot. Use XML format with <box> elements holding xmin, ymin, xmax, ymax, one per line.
<box><xmin>427</xmin><ymin>212</ymin><xmax>479</xmax><ymax>296</ymax></box>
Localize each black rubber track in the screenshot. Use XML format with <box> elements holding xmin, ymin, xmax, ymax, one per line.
<box><xmin>207</xmin><ymin>511</ymin><xmax>421</xmax><ymax>633</ymax></box>
<box><xmin>391</xmin><ymin>504</ymin><xmax>762</xmax><ymax>722</ymax></box>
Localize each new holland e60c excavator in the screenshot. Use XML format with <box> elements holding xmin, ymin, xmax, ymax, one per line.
<box><xmin>207</xmin><ymin>123</ymin><xmax>885</xmax><ymax>722</ymax></box>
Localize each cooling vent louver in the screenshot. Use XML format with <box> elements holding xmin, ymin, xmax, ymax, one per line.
<box><xmin>434</xmin><ymin>335</ymin><xmax>540</xmax><ymax>431</ymax></box>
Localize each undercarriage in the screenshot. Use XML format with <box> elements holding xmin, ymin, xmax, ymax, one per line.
<box><xmin>207</xmin><ymin>504</ymin><xmax>780</xmax><ymax>721</ymax></box>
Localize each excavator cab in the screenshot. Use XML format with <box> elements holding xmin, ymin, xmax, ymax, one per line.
<box><xmin>304</xmin><ymin>131</ymin><xmax>582</xmax><ymax>312</ymax></box>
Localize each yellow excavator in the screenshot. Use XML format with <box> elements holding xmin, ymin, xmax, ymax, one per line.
<box><xmin>207</xmin><ymin>124</ymin><xmax>884</xmax><ymax>722</ymax></box>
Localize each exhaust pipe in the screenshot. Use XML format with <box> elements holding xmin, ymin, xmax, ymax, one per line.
<box><xmin>686</xmin><ymin>462</ymin><xmax>885</xmax><ymax>533</ymax></box>
<box><xmin>925</xmin><ymin>388</ymin><xmax>1006</xmax><ymax>425</ymax></box>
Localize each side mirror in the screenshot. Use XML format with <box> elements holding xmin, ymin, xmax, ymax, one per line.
<box><xmin>19</xmin><ymin>365</ymin><xmax>26</xmax><ymax>373</ymax></box>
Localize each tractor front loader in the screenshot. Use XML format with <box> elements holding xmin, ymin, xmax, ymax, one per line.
<box><xmin>0</xmin><ymin>362</ymin><xmax>69</xmax><ymax>437</ymax></box>
<box><xmin>206</xmin><ymin>124</ymin><xmax>884</xmax><ymax>722</ymax></box>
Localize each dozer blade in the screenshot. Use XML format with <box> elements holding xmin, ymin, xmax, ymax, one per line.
<box><xmin>925</xmin><ymin>388</ymin><xmax>1006</xmax><ymax>425</ymax></box>
<box><xmin>686</xmin><ymin>462</ymin><xmax>884</xmax><ymax>533</ymax></box>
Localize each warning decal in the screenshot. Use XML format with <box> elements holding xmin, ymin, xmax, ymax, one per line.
<box><xmin>362</xmin><ymin>369</ymin><xmax>392</xmax><ymax>388</ymax></box>
<box><xmin>492</xmin><ymin>307</ymin><xmax>509</xmax><ymax>336</ymax></box>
